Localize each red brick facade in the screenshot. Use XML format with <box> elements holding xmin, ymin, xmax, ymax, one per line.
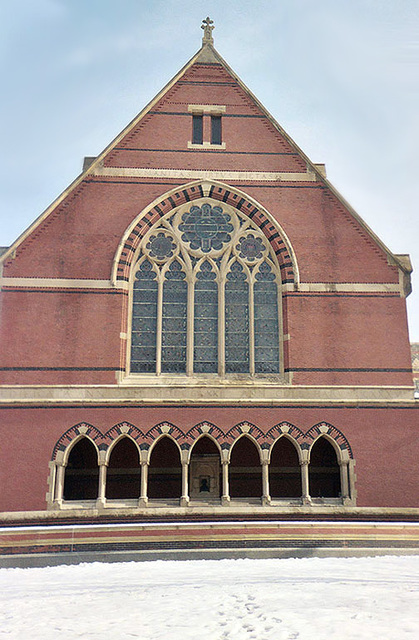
<box><xmin>0</xmin><ymin>30</ymin><xmax>417</xmax><ymax>514</ymax></box>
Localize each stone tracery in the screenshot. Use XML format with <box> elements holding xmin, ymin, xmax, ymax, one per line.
<box><xmin>130</xmin><ymin>199</ymin><xmax>282</xmax><ymax>376</ymax></box>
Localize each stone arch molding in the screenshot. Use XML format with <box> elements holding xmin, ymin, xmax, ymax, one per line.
<box><xmin>111</xmin><ymin>180</ymin><xmax>299</xmax><ymax>286</ymax></box>
<box><xmin>51</xmin><ymin>420</ymin><xmax>353</xmax><ymax>464</ymax></box>
<box><xmin>48</xmin><ymin>420</ymin><xmax>356</xmax><ymax>508</ymax></box>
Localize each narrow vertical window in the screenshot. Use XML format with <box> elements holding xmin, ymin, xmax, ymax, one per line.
<box><xmin>194</xmin><ymin>261</ymin><xmax>218</xmax><ymax>373</ymax></box>
<box><xmin>254</xmin><ymin>261</ymin><xmax>280</xmax><ymax>373</ymax></box>
<box><xmin>161</xmin><ymin>260</ymin><xmax>187</xmax><ymax>373</ymax></box>
<box><xmin>131</xmin><ymin>259</ymin><xmax>158</xmax><ymax>373</ymax></box>
<box><xmin>192</xmin><ymin>115</ymin><xmax>203</xmax><ymax>144</ymax></box>
<box><xmin>211</xmin><ymin>115</ymin><xmax>222</xmax><ymax>145</ymax></box>
<box><xmin>225</xmin><ymin>262</ymin><xmax>249</xmax><ymax>373</ymax></box>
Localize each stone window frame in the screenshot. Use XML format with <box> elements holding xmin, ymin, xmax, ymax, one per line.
<box><xmin>127</xmin><ymin>198</ymin><xmax>284</xmax><ymax>378</ymax></box>
<box><xmin>187</xmin><ymin>104</ymin><xmax>226</xmax><ymax>149</ymax></box>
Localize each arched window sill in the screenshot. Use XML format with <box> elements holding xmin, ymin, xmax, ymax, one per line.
<box><xmin>119</xmin><ymin>373</ymin><xmax>289</xmax><ymax>387</ymax></box>
<box><xmin>50</xmin><ymin>498</ymin><xmax>355</xmax><ymax>511</ymax></box>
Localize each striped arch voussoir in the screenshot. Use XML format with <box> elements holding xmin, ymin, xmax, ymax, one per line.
<box><xmin>186</xmin><ymin>422</ymin><xmax>226</xmax><ymax>447</ymax></box>
<box><xmin>146</xmin><ymin>422</ymin><xmax>188</xmax><ymax>448</ymax></box>
<box><xmin>52</xmin><ymin>422</ymin><xmax>104</xmax><ymax>460</ymax></box>
<box><xmin>305</xmin><ymin>422</ymin><xmax>353</xmax><ymax>458</ymax></box>
<box><xmin>266</xmin><ymin>422</ymin><xmax>305</xmax><ymax>446</ymax></box>
<box><xmin>104</xmin><ymin>422</ymin><xmax>146</xmax><ymax>447</ymax></box>
<box><xmin>115</xmin><ymin>183</ymin><xmax>295</xmax><ymax>285</ymax></box>
<box><xmin>225</xmin><ymin>422</ymin><xmax>264</xmax><ymax>447</ymax></box>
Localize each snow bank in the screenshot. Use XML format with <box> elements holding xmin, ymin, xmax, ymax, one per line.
<box><xmin>0</xmin><ymin>556</ymin><xmax>418</xmax><ymax>639</ymax></box>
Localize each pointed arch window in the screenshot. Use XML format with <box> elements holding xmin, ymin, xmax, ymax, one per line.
<box><xmin>129</xmin><ymin>200</ymin><xmax>283</xmax><ymax>376</ymax></box>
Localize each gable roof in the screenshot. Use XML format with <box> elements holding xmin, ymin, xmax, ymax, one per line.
<box><xmin>0</xmin><ymin>26</ymin><xmax>412</xmax><ymax>290</ymax></box>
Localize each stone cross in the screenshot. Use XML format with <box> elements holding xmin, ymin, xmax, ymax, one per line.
<box><xmin>201</xmin><ymin>17</ymin><xmax>214</xmax><ymax>44</ymax></box>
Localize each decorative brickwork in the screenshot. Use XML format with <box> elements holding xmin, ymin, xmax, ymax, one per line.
<box><xmin>51</xmin><ymin>419</ymin><xmax>353</xmax><ymax>462</ymax></box>
<box><xmin>114</xmin><ymin>181</ymin><xmax>296</xmax><ymax>285</ymax></box>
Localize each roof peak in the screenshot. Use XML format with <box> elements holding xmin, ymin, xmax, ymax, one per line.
<box><xmin>201</xmin><ymin>16</ymin><xmax>214</xmax><ymax>45</ymax></box>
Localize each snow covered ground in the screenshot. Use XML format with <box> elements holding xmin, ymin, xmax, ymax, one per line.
<box><xmin>0</xmin><ymin>555</ymin><xmax>418</xmax><ymax>639</ymax></box>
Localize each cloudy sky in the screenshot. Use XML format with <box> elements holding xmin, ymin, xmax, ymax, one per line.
<box><xmin>1</xmin><ymin>0</ymin><xmax>418</xmax><ymax>339</ymax></box>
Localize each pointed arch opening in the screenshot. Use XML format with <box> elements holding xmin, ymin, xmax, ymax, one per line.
<box><xmin>189</xmin><ymin>436</ymin><xmax>221</xmax><ymax>500</ymax></box>
<box><xmin>127</xmin><ymin>196</ymin><xmax>286</xmax><ymax>378</ymax></box>
<box><xmin>270</xmin><ymin>437</ymin><xmax>302</xmax><ymax>499</ymax></box>
<box><xmin>63</xmin><ymin>437</ymin><xmax>99</xmax><ymax>501</ymax></box>
<box><xmin>148</xmin><ymin>437</ymin><xmax>182</xmax><ymax>500</ymax></box>
<box><xmin>229</xmin><ymin>436</ymin><xmax>262</xmax><ymax>499</ymax></box>
<box><xmin>309</xmin><ymin>437</ymin><xmax>341</xmax><ymax>498</ymax></box>
<box><xmin>106</xmin><ymin>437</ymin><xmax>140</xmax><ymax>500</ymax></box>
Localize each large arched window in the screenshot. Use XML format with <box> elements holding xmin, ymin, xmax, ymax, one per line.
<box><xmin>129</xmin><ymin>200</ymin><xmax>282</xmax><ymax>376</ymax></box>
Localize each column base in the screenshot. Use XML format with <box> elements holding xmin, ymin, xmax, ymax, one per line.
<box><xmin>262</xmin><ymin>496</ymin><xmax>271</xmax><ymax>506</ymax></box>
<box><xmin>95</xmin><ymin>497</ymin><xmax>106</xmax><ymax>510</ymax></box>
<box><xmin>221</xmin><ymin>496</ymin><xmax>231</xmax><ymax>506</ymax></box>
<box><xmin>302</xmin><ymin>496</ymin><xmax>312</xmax><ymax>505</ymax></box>
<box><xmin>180</xmin><ymin>496</ymin><xmax>190</xmax><ymax>507</ymax></box>
<box><xmin>138</xmin><ymin>497</ymin><xmax>148</xmax><ymax>508</ymax></box>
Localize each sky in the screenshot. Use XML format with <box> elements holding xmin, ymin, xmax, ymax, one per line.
<box><xmin>1</xmin><ymin>0</ymin><xmax>418</xmax><ymax>339</ymax></box>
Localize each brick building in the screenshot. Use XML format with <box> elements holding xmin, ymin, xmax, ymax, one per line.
<box><xmin>0</xmin><ymin>19</ymin><xmax>417</xmax><ymax>516</ymax></box>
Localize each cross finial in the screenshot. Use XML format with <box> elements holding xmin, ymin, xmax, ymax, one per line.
<box><xmin>201</xmin><ymin>16</ymin><xmax>214</xmax><ymax>45</ymax></box>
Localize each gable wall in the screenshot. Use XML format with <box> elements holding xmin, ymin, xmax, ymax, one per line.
<box><xmin>0</xmin><ymin>60</ymin><xmax>413</xmax><ymax>386</ymax></box>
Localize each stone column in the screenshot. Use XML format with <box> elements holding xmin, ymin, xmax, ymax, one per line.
<box><xmin>339</xmin><ymin>460</ymin><xmax>350</xmax><ymax>500</ymax></box>
<box><xmin>221</xmin><ymin>460</ymin><xmax>230</xmax><ymax>505</ymax></box>
<box><xmin>180</xmin><ymin>462</ymin><xmax>190</xmax><ymax>507</ymax></box>
<box><xmin>139</xmin><ymin>462</ymin><xmax>149</xmax><ymax>507</ymax></box>
<box><xmin>261</xmin><ymin>460</ymin><xmax>271</xmax><ymax>506</ymax></box>
<box><xmin>96</xmin><ymin>462</ymin><xmax>107</xmax><ymax>508</ymax></box>
<box><xmin>301</xmin><ymin>458</ymin><xmax>311</xmax><ymax>505</ymax></box>
<box><xmin>54</xmin><ymin>463</ymin><xmax>66</xmax><ymax>506</ymax></box>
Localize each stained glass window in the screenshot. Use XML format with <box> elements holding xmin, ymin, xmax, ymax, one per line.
<box><xmin>129</xmin><ymin>201</ymin><xmax>283</xmax><ymax>377</ymax></box>
<box><xmin>254</xmin><ymin>261</ymin><xmax>280</xmax><ymax>373</ymax></box>
<box><xmin>194</xmin><ymin>261</ymin><xmax>218</xmax><ymax>373</ymax></box>
<box><xmin>225</xmin><ymin>262</ymin><xmax>249</xmax><ymax>373</ymax></box>
<box><xmin>162</xmin><ymin>260</ymin><xmax>187</xmax><ymax>373</ymax></box>
<box><xmin>131</xmin><ymin>259</ymin><xmax>158</xmax><ymax>373</ymax></box>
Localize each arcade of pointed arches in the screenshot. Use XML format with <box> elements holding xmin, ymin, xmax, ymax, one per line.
<box><xmin>47</xmin><ymin>421</ymin><xmax>356</xmax><ymax>509</ymax></box>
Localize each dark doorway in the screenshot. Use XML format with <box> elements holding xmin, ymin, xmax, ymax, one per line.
<box><xmin>309</xmin><ymin>437</ymin><xmax>341</xmax><ymax>498</ymax></box>
<box><xmin>270</xmin><ymin>437</ymin><xmax>302</xmax><ymax>498</ymax></box>
<box><xmin>106</xmin><ymin>437</ymin><xmax>140</xmax><ymax>499</ymax></box>
<box><xmin>189</xmin><ymin>436</ymin><xmax>221</xmax><ymax>499</ymax></box>
<box><xmin>148</xmin><ymin>437</ymin><xmax>182</xmax><ymax>500</ymax></box>
<box><xmin>229</xmin><ymin>436</ymin><xmax>262</xmax><ymax>498</ymax></box>
<box><xmin>63</xmin><ymin>437</ymin><xmax>99</xmax><ymax>500</ymax></box>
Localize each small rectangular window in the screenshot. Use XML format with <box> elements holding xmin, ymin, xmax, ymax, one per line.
<box><xmin>192</xmin><ymin>115</ymin><xmax>203</xmax><ymax>144</ymax></box>
<box><xmin>211</xmin><ymin>115</ymin><xmax>222</xmax><ymax>145</ymax></box>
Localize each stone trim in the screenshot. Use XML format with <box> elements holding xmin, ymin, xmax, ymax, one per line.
<box><xmin>188</xmin><ymin>104</ymin><xmax>226</xmax><ymax>114</ymax></box>
<box><xmin>0</xmin><ymin>278</ymin><xmax>114</xmax><ymax>289</ymax></box>
<box><xmin>111</xmin><ymin>180</ymin><xmax>298</xmax><ymax>287</ymax></box>
<box><xmin>0</xmin><ymin>384</ymin><xmax>415</xmax><ymax>405</ymax></box>
<box><xmin>187</xmin><ymin>141</ymin><xmax>226</xmax><ymax>150</ymax></box>
<box><xmin>91</xmin><ymin>164</ymin><xmax>317</xmax><ymax>182</ymax></box>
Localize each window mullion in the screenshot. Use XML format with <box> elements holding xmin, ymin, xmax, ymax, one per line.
<box><xmin>156</xmin><ymin>274</ymin><xmax>163</xmax><ymax>375</ymax></box>
<box><xmin>249</xmin><ymin>273</ymin><xmax>255</xmax><ymax>376</ymax></box>
<box><xmin>187</xmin><ymin>276</ymin><xmax>194</xmax><ymax>375</ymax></box>
<box><xmin>218</xmin><ymin>273</ymin><xmax>225</xmax><ymax>376</ymax></box>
